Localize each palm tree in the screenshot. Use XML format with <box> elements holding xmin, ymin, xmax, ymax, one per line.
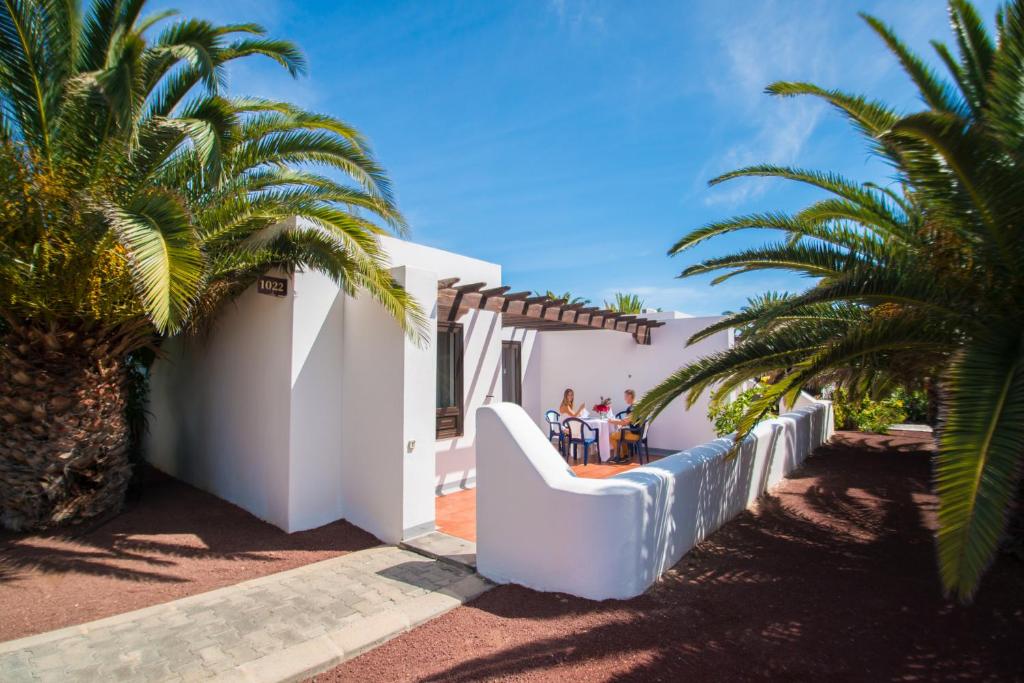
<box><xmin>0</xmin><ymin>1</ymin><xmax>423</xmax><ymax>531</ymax></box>
<box><xmin>635</xmin><ymin>0</ymin><xmax>1024</xmax><ymax>601</ymax></box>
<box><xmin>536</xmin><ymin>290</ymin><xmax>591</xmax><ymax>306</ymax></box>
<box><xmin>605</xmin><ymin>292</ymin><xmax>646</xmax><ymax>314</ymax></box>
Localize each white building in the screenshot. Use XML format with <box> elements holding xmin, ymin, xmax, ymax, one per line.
<box><xmin>147</xmin><ymin>226</ymin><xmax>838</xmax><ymax>600</ymax></box>
<box><xmin>147</xmin><ymin>228</ymin><xmax>731</xmax><ymax>543</ymax></box>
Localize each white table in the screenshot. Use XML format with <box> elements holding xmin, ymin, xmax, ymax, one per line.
<box><xmin>582</xmin><ymin>417</ymin><xmax>618</xmax><ymax>462</ymax></box>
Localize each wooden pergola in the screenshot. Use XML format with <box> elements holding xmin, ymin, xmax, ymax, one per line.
<box><xmin>437</xmin><ymin>278</ymin><xmax>665</xmax><ymax>345</ymax></box>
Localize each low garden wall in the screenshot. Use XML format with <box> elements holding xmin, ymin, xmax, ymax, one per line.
<box><xmin>475</xmin><ymin>401</ymin><xmax>834</xmax><ymax>600</ymax></box>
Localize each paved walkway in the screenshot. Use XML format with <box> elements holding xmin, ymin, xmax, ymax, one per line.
<box><xmin>0</xmin><ymin>546</ymin><xmax>490</xmax><ymax>682</ymax></box>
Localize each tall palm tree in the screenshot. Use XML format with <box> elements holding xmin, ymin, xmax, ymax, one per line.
<box><xmin>605</xmin><ymin>292</ymin><xmax>646</xmax><ymax>314</ymax></box>
<box><xmin>635</xmin><ymin>0</ymin><xmax>1024</xmax><ymax>601</ymax></box>
<box><xmin>0</xmin><ymin>0</ymin><xmax>423</xmax><ymax>531</ymax></box>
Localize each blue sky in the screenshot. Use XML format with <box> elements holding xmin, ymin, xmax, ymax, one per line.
<box><xmin>154</xmin><ymin>0</ymin><xmax>999</xmax><ymax>315</ymax></box>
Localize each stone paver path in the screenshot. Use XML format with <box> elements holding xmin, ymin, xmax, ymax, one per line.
<box><xmin>0</xmin><ymin>546</ymin><xmax>490</xmax><ymax>682</ymax></box>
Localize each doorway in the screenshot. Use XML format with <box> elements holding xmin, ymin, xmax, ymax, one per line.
<box><xmin>501</xmin><ymin>340</ymin><xmax>522</xmax><ymax>405</ymax></box>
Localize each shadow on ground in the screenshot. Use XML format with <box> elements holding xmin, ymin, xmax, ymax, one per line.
<box><xmin>320</xmin><ymin>431</ymin><xmax>1024</xmax><ymax>683</ymax></box>
<box><xmin>0</xmin><ymin>466</ymin><xmax>378</xmax><ymax>641</ymax></box>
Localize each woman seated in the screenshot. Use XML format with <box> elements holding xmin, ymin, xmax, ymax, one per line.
<box><xmin>559</xmin><ymin>388</ymin><xmax>585</xmax><ymax>419</ymax></box>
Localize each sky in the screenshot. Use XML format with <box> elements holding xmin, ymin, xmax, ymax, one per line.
<box><xmin>152</xmin><ymin>0</ymin><xmax>1000</xmax><ymax>315</ymax></box>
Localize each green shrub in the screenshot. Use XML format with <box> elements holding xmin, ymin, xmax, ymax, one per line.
<box><xmin>891</xmin><ymin>386</ymin><xmax>929</xmax><ymax>423</ymax></box>
<box><xmin>832</xmin><ymin>388</ymin><xmax>908</xmax><ymax>434</ymax></box>
<box><xmin>857</xmin><ymin>399</ymin><xmax>908</xmax><ymax>433</ymax></box>
<box><xmin>708</xmin><ymin>386</ymin><xmax>778</xmax><ymax>437</ymax></box>
<box><xmin>832</xmin><ymin>388</ymin><xmax>859</xmax><ymax>430</ymax></box>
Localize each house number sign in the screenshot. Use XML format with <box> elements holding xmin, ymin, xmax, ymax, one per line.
<box><xmin>257</xmin><ymin>275</ymin><xmax>288</xmax><ymax>297</ymax></box>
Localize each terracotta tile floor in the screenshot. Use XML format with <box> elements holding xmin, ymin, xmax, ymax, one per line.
<box><xmin>436</xmin><ymin>488</ymin><xmax>478</xmax><ymax>541</ymax></box>
<box><xmin>435</xmin><ymin>453</ymin><xmax>663</xmax><ymax>542</ymax></box>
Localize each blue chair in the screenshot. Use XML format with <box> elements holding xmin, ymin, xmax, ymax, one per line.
<box><xmin>562</xmin><ymin>417</ymin><xmax>598</xmax><ymax>465</ymax></box>
<box><xmin>611</xmin><ymin>410</ymin><xmax>631</xmax><ymax>458</ymax></box>
<box><xmin>544</xmin><ymin>410</ymin><xmax>565</xmax><ymax>455</ymax></box>
<box><xmin>625</xmin><ymin>419</ymin><xmax>652</xmax><ymax>464</ymax></box>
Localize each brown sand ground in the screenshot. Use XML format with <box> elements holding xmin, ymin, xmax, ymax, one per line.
<box><xmin>0</xmin><ymin>467</ymin><xmax>378</xmax><ymax>641</ymax></box>
<box><xmin>315</xmin><ymin>431</ymin><xmax>1024</xmax><ymax>682</ymax></box>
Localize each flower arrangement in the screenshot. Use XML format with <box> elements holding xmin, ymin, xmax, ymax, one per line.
<box><xmin>592</xmin><ymin>397</ymin><xmax>612</xmax><ymax>416</ymax></box>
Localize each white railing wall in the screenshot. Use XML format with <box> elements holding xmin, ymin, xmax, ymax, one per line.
<box><xmin>475</xmin><ymin>401</ymin><xmax>834</xmax><ymax>600</ymax></box>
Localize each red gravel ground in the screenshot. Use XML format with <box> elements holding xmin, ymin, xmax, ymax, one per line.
<box><xmin>0</xmin><ymin>467</ymin><xmax>378</xmax><ymax>642</ymax></box>
<box><xmin>316</xmin><ymin>431</ymin><xmax>1024</xmax><ymax>682</ymax></box>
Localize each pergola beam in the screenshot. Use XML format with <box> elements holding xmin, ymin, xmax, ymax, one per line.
<box><xmin>436</xmin><ymin>279</ymin><xmax>663</xmax><ymax>344</ymax></box>
<box><xmin>453</xmin><ymin>282</ymin><xmax>486</xmax><ymax>294</ymax></box>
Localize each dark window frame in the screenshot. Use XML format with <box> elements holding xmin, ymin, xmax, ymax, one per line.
<box><xmin>436</xmin><ymin>321</ymin><xmax>464</xmax><ymax>439</ymax></box>
<box><xmin>501</xmin><ymin>340</ymin><xmax>523</xmax><ymax>406</ymax></box>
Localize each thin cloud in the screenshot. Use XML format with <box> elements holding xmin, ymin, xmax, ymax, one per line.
<box><xmin>600</xmin><ymin>275</ymin><xmax>799</xmax><ymax>317</ymax></box>
<box><xmin>702</xmin><ymin>99</ymin><xmax>824</xmax><ymax>206</ymax></box>
<box><xmin>698</xmin><ymin>1</ymin><xmax>834</xmax><ymax>206</ymax></box>
<box><xmin>549</xmin><ymin>0</ymin><xmax>607</xmax><ymax>36</ymax></box>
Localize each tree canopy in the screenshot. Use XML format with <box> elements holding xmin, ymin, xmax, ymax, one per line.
<box><xmin>635</xmin><ymin>0</ymin><xmax>1024</xmax><ymax>602</ymax></box>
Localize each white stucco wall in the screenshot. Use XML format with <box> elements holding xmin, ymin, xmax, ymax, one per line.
<box><xmin>146</xmin><ymin>220</ymin><xmax>735</xmax><ymax>545</ymax></box>
<box><xmin>507</xmin><ymin>316</ymin><xmax>731</xmax><ymax>451</ymax></box>
<box><xmin>476</xmin><ymin>401</ymin><xmax>833</xmax><ymax>601</ymax></box>
<box><xmin>399</xmin><ymin>269</ymin><xmax>440</xmax><ymax>537</ymax></box>
<box><xmin>376</xmin><ymin>236</ymin><xmax>504</xmax><ymax>495</ymax></box>
<box><xmin>147</xmin><ymin>230</ymin><xmax>503</xmax><ymax>534</ymax></box>
<box><xmin>434</xmin><ymin>308</ymin><xmax>503</xmax><ymax>494</ymax></box>
<box><xmin>339</xmin><ymin>266</ymin><xmax>438</xmax><ymax>543</ymax></box>
<box><xmin>146</xmin><ymin>271</ymin><xmax>295</xmax><ymax>530</ymax></box>
<box><xmin>147</xmin><ymin>267</ymin><xmax>353</xmax><ymax>534</ymax></box>
<box><xmin>287</xmin><ymin>268</ymin><xmax>346</xmax><ymax>531</ymax></box>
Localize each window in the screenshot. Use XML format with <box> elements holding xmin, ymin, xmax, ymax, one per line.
<box><xmin>436</xmin><ymin>322</ymin><xmax>464</xmax><ymax>438</ymax></box>
<box><xmin>501</xmin><ymin>340</ymin><xmax>522</xmax><ymax>405</ymax></box>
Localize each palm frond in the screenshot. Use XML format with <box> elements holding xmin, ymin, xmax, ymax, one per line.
<box><xmin>935</xmin><ymin>332</ymin><xmax>1024</xmax><ymax>601</ymax></box>
<box><xmin>651</xmin><ymin>0</ymin><xmax>1022</xmax><ymax>601</ymax></box>
<box><xmin>862</xmin><ymin>12</ymin><xmax>965</xmax><ymax>114</ymax></box>
<box><xmin>949</xmin><ymin>0</ymin><xmax>996</xmax><ymax>110</ymax></box>
<box><xmin>105</xmin><ymin>190</ymin><xmax>203</xmax><ymax>333</ymax></box>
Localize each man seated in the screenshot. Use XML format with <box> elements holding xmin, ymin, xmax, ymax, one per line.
<box><xmin>609</xmin><ymin>389</ymin><xmax>642</xmax><ymax>463</ymax></box>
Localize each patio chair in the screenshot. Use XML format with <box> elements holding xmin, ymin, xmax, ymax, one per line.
<box><xmin>611</xmin><ymin>409</ymin><xmax>632</xmax><ymax>458</ymax></box>
<box><xmin>562</xmin><ymin>417</ymin><xmax>598</xmax><ymax>465</ymax></box>
<box><xmin>626</xmin><ymin>419</ymin><xmax>652</xmax><ymax>464</ymax></box>
<box><xmin>544</xmin><ymin>410</ymin><xmax>566</xmax><ymax>456</ymax></box>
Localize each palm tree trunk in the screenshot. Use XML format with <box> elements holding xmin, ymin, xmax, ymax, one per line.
<box><xmin>0</xmin><ymin>323</ymin><xmax>132</xmax><ymax>531</ymax></box>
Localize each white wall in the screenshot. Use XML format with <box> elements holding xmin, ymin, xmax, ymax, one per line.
<box><xmin>434</xmin><ymin>309</ymin><xmax>503</xmax><ymax>494</ymax></box>
<box><xmin>287</xmin><ymin>268</ymin><xmax>346</xmax><ymax>531</ymax></box>
<box><xmin>339</xmin><ymin>266</ymin><xmax>438</xmax><ymax>543</ymax></box>
<box><xmin>476</xmin><ymin>401</ymin><xmax>833</xmax><ymax>601</ymax></box>
<box><xmin>509</xmin><ymin>316</ymin><xmax>731</xmax><ymax>451</ymax></box>
<box><xmin>146</xmin><ymin>272</ymin><xmax>295</xmax><ymax>530</ymax></box>
<box><xmin>399</xmin><ymin>268</ymin><xmax>440</xmax><ymax>537</ymax></box>
<box><xmin>148</xmin><ymin>266</ymin><xmax>353</xmax><ymax>534</ymax></box>
<box><xmin>376</xmin><ymin>236</ymin><xmax>504</xmax><ymax>495</ymax></box>
<box><xmin>147</xmin><ymin>230</ymin><xmax>502</xmax><ymax>535</ymax></box>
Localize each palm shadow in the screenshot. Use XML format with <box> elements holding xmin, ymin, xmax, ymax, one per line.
<box><xmin>0</xmin><ymin>465</ymin><xmax>379</xmax><ymax>585</ymax></box>
<box><xmin>414</xmin><ymin>431</ymin><xmax>1023</xmax><ymax>682</ymax></box>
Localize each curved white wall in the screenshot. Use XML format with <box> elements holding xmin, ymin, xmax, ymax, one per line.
<box><xmin>476</xmin><ymin>401</ymin><xmax>834</xmax><ymax>601</ymax></box>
